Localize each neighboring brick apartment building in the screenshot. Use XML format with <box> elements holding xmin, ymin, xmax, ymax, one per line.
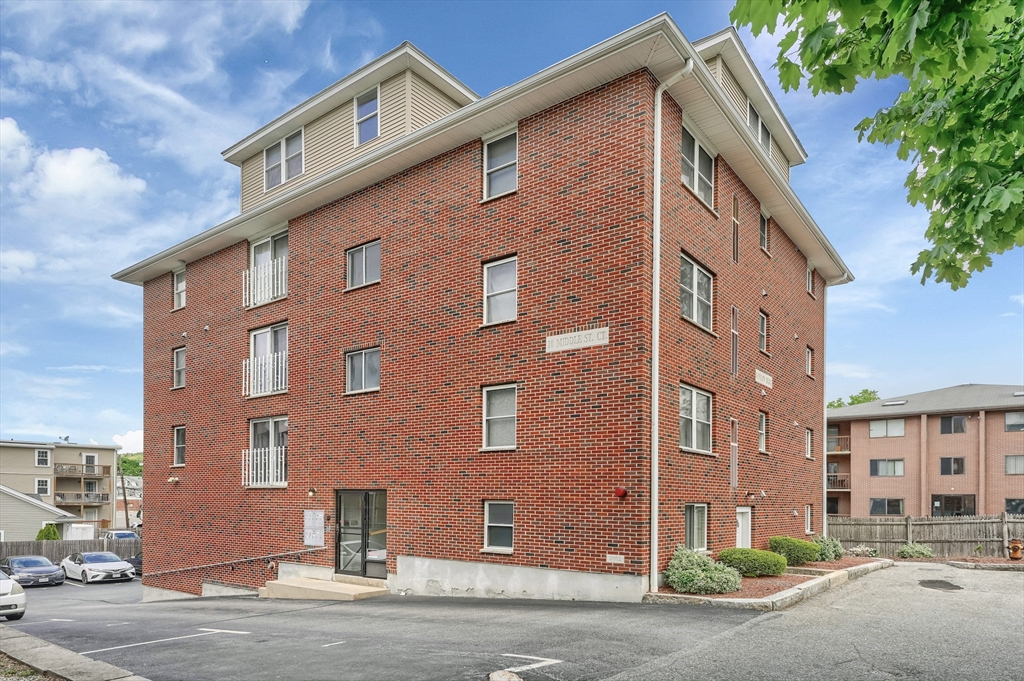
<box><xmin>114</xmin><ymin>15</ymin><xmax>851</xmax><ymax>602</ymax></box>
<box><xmin>826</xmin><ymin>384</ymin><xmax>1024</xmax><ymax>519</ymax></box>
<box><xmin>0</xmin><ymin>440</ymin><xmax>119</xmax><ymax>531</ymax></box>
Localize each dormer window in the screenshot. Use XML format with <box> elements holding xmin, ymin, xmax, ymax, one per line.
<box><xmin>265</xmin><ymin>130</ymin><xmax>303</xmax><ymax>191</ymax></box>
<box><xmin>355</xmin><ymin>87</ymin><xmax>380</xmax><ymax>145</ymax></box>
<box><xmin>747</xmin><ymin>102</ymin><xmax>771</xmax><ymax>151</ymax></box>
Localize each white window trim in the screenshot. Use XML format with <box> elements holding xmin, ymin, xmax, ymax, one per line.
<box><xmin>482</xmin><ymin>255</ymin><xmax>517</xmax><ymax>326</ymax></box>
<box><xmin>758</xmin><ymin>412</ymin><xmax>768</xmax><ymax>454</ymax></box>
<box><xmin>82</xmin><ymin>453</ymin><xmax>97</xmax><ymax>466</ymax></box>
<box><xmin>263</xmin><ymin>127</ymin><xmax>305</xmax><ymax>192</ymax></box>
<box><xmin>805</xmin><ymin>504</ymin><xmax>813</xmax><ymax>535</ymax></box>
<box><xmin>250</xmin><ymin>229</ymin><xmax>288</xmax><ymax>262</ymax></box>
<box><xmin>869</xmin><ymin>418</ymin><xmax>906</xmax><ymax>438</ymax></box>
<box><xmin>758</xmin><ymin>311</ymin><xmax>769</xmax><ymax>353</ymax></box>
<box><xmin>681</xmin><ymin>123</ymin><xmax>715</xmax><ymax>210</ymax></box>
<box><xmin>482</xmin><ymin>500</ymin><xmax>514</xmax><ymax>553</ymax></box>
<box><xmin>172</xmin><ymin>267</ymin><xmax>186</xmax><ymax>310</ymax></box>
<box><xmin>730</xmin><ymin>306</ymin><xmax>739</xmax><ymax>377</ymax></box>
<box><xmin>806</xmin><ymin>262</ymin><xmax>816</xmax><ymax>297</ymax></box>
<box><xmin>35</xmin><ymin>478</ymin><xmax>50</xmax><ymax>496</ymax></box>
<box><xmin>680</xmin><ymin>383</ymin><xmax>713</xmax><ymax>454</ymax></box>
<box><xmin>1005</xmin><ymin>411</ymin><xmax>1024</xmax><ymax>432</ymax></box>
<box><xmin>806</xmin><ymin>346</ymin><xmax>814</xmax><ymax>377</ymax></box>
<box><xmin>173</xmin><ymin>426</ymin><xmax>186</xmax><ymax>466</ymax></box>
<box><xmin>346</xmin><ymin>240</ymin><xmax>382</xmax><ymax>290</ymax></box>
<box><xmin>747</xmin><ymin>99</ymin><xmax>772</xmax><ymax>151</ymax></box>
<box><xmin>481</xmin><ymin>126</ymin><xmax>519</xmax><ymax>202</ymax></box>
<box><xmin>680</xmin><ymin>254</ymin><xmax>714</xmax><ymax>332</ymax></box>
<box><xmin>1005</xmin><ymin>455</ymin><xmax>1024</xmax><ymax>475</ymax></box>
<box><xmin>805</xmin><ymin>428</ymin><xmax>814</xmax><ymax>460</ymax></box>
<box><xmin>250</xmin><ymin>416</ymin><xmax>288</xmax><ymax>448</ymax></box>
<box><xmin>35</xmin><ymin>449</ymin><xmax>51</xmax><ymax>467</ymax></box>
<box><xmin>345</xmin><ymin>347</ymin><xmax>381</xmax><ymax>395</ymax></box>
<box><xmin>759</xmin><ymin>213</ymin><xmax>770</xmax><ymax>254</ymax></box>
<box><xmin>482</xmin><ymin>383</ymin><xmax>517</xmax><ymax>451</ymax></box>
<box><xmin>173</xmin><ymin>347</ymin><xmax>185</xmax><ymax>389</ymax></box>
<box><xmin>354</xmin><ymin>84</ymin><xmax>381</xmax><ymax>147</ymax></box>
<box><xmin>685</xmin><ymin>503</ymin><xmax>708</xmax><ymax>552</ymax></box>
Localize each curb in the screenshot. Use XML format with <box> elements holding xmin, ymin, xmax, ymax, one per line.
<box><xmin>946</xmin><ymin>561</ymin><xmax>1024</xmax><ymax>572</ymax></box>
<box><xmin>642</xmin><ymin>559</ymin><xmax>893</xmax><ymax>611</ymax></box>
<box><xmin>0</xmin><ymin>624</ymin><xmax>150</xmax><ymax>681</ymax></box>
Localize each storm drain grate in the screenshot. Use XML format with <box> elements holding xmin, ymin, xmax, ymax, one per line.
<box><xmin>919</xmin><ymin>579</ymin><xmax>962</xmax><ymax>591</ymax></box>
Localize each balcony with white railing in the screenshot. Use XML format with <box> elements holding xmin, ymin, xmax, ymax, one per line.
<box><xmin>826</xmin><ymin>473</ymin><xmax>851</xmax><ymax>491</ymax></box>
<box><xmin>55</xmin><ymin>492</ymin><xmax>111</xmax><ymax>504</ymax></box>
<box><xmin>242</xmin><ymin>351</ymin><xmax>288</xmax><ymax>397</ymax></box>
<box><xmin>242</xmin><ymin>447</ymin><xmax>288</xmax><ymax>488</ymax></box>
<box><xmin>242</xmin><ymin>258</ymin><xmax>288</xmax><ymax>308</ymax></box>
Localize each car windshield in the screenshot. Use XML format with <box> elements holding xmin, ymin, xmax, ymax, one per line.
<box><xmin>11</xmin><ymin>557</ymin><xmax>53</xmax><ymax>568</ymax></box>
<box><xmin>111</xmin><ymin>532</ymin><xmax>136</xmax><ymax>538</ymax></box>
<box><xmin>82</xmin><ymin>552</ymin><xmax>122</xmax><ymax>564</ymax></box>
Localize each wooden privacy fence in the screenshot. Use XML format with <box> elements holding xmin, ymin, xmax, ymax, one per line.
<box><xmin>827</xmin><ymin>514</ymin><xmax>1024</xmax><ymax>558</ymax></box>
<box><xmin>0</xmin><ymin>539</ymin><xmax>141</xmax><ymax>564</ymax></box>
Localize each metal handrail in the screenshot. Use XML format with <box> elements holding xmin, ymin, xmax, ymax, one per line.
<box><xmin>242</xmin><ymin>258</ymin><xmax>288</xmax><ymax>307</ymax></box>
<box><xmin>242</xmin><ymin>352</ymin><xmax>288</xmax><ymax>397</ymax></box>
<box><xmin>242</xmin><ymin>447</ymin><xmax>288</xmax><ymax>487</ymax></box>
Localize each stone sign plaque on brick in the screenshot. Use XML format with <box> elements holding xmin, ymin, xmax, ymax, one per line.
<box><xmin>304</xmin><ymin>509</ymin><xmax>325</xmax><ymax>546</ymax></box>
<box><xmin>755</xmin><ymin>369</ymin><xmax>773</xmax><ymax>389</ymax></box>
<box><xmin>545</xmin><ymin>327</ymin><xmax>609</xmax><ymax>353</ymax></box>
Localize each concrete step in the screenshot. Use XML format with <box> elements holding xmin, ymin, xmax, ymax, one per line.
<box><xmin>332</xmin><ymin>574</ymin><xmax>388</xmax><ymax>589</ymax></box>
<box><xmin>262</xmin><ymin>578</ymin><xmax>389</xmax><ymax>601</ymax></box>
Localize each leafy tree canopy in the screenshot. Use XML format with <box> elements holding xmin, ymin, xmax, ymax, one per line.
<box><xmin>118</xmin><ymin>454</ymin><xmax>143</xmax><ymax>477</ymax></box>
<box><xmin>828</xmin><ymin>388</ymin><xmax>880</xmax><ymax>409</ymax></box>
<box><xmin>731</xmin><ymin>0</ymin><xmax>1024</xmax><ymax>289</ymax></box>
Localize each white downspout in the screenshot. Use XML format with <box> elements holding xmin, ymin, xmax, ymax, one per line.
<box><xmin>822</xmin><ymin>284</ymin><xmax>829</xmax><ymax>537</ymax></box>
<box><xmin>650</xmin><ymin>60</ymin><xmax>692</xmax><ymax>594</ymax></box>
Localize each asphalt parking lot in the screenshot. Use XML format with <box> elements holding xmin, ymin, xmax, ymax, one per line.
<box><xmin>4</xmin><ymin>563</ymin><xmax>1022</xmax><ymax>681</ymax></box>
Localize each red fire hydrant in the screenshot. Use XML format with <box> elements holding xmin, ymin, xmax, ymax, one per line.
<box><xmin>1009</xmin><ymin>539</ymin><xmax>1023</xmax><ymax>560</ymax></box>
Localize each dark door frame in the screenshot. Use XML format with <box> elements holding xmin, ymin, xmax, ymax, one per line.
<box><xmin>334</xmin><ymin>489</ymin><xmax>387</xmax><ymax>577</ymax></box>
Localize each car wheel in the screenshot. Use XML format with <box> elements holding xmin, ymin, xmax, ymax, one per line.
<box><xmin>82</xmin><ymin>571</ymin><xmax>89</xmax><ymax>584</ymax></box>
<box><xmin>5</xmin><ymin>613</ymin><xmax>24</xmax><ymax>621</ymax></box>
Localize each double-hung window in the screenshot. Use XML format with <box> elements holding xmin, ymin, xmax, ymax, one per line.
<box><xmin>483</xmin><ymin>131</ymin><xmax>517</xmax><ymax>199</ymax></box>
<box><xmin>484</xmin><ymin>501</ymin><xmax>514</xmax><ymax>552</ymax></box>
<box><xmin>355</xmin><ymin>87</ymin><xmax>379</xmax><ymax>145</ymax></box>
<box><xmin>247</xmin><ymin>416</ymin><xmax>288</xmax><ymax>487</ymax></box>
<box><xmin>173</xmin><ymin>426</ymin><xmax>186</xmax><ymax>466</ymax></box>
<box><xmin>684</xmin><ymin>503</ymin><xmax>708</xmax><ymax>551</ymax></box>
<box><xmin>759</xmin><ymin>214</ymin><xmax>770</xmax><ymax>252</ymax></box>
<box><xmin>806</xmin><ymin>347</ymin><xmax>814</xmax><ymax>377</ymax></box>
<box><xmin>36</xmin><ymin>478</ymin><xmax>50</xmax><ymax>496</ymax></box>
<box><xmin>747</xmin><ymin>101</ymin><xmax>771</xmax><ymax>151</ymax></box>
<box><xmin>265</xmin><ymin>130</ymin><xmax>303</xmax><ymax>190</ymax></box>
<box><xmin>347</xmin><ymin>240</ymin><xmax>381</xmax><ymax>289</ymax></box>
<box><xmin>806</xmin><ymin>264</ymin><xmax>815</xmax><ymax>296</ymax></box>
<box><xmin>483</xmin><ymin>256</ymin><xmax>517</xmax><ymax>324</ymax></box>
<box><xmin>680</xmin><ymin>384</ymin><xmax>712</xmax><ymax>453</ymax></box>
<box><xmin>247</xmin><ymin>323</ymin><xmax>288</xmax><ymax>396</ymax></box>
<box><xmin>731</xmin><ymin>195</ymin><xmax>740</xmax><ymax>263</ymax></box>
<box><xmin>483</xmin><ymin>384</ymin><xmax>517</xmax><ymax>449</ymax></box>
<box><xmin>870</xmin><ymin>459</ymin><xmax>904</xmax><ymax>476</ymax></box>
<box><xmin>346</xmin><ymin>347</ymin><xmax>381</xmax><ymax>393</ymax></box>
<box><xmin>35</xmin><ymin>449</ymin><xmax>50</xmax><ymax>467</ymax></box>
<box><xmin>805</xmin><ymin>428</ymin><xmax>814</xmax><ymax>459</ymax></box>
<box><xmin>173</xmin><ymin>347</ymin><xmax>185</xmax><ymax>388</ymax></box>
<box><xmin>869</xmin><ymin>419</ymin><xmax>905</xmax><ymax>438</ymax></box>
<box><xmin>1006</xmin><ymin>412</ymin><xmax>1024</xmax><ymax>432</ymax></box>
<box><xmin>1007</xmin><ymin>455</ymin><xmax>1024</xmax><ymax>475</ymax></box>
<box><xmin>758</xmin><ymin>412</ymin><xmax>768</xmax><ymax>453</ymax></box>
<box><xmin>940</xmin><ymin>415</ymin><xmax>967</xmax><ymax>434</ymax></box>
<box><xmin>940</xmin><ymin>457</ymin><xmax>965</xmax><ymax>475</ymax></box>
<box><xmin>681</xmin><ymin>126</ymin><xmax>714</xmax><ymax>205</ymax></box>
<box><xmin>758</xmin><ymin>311</ymin><xmax>769</xmax><ymax>352</ymax></box>
<box><xmin>805</xmin><ymin>505</ymin><xmax>813</xmax><ymax>534</ymax></box>
<box><xmin>173</xmin><ymin>269</ymin><xmax>186</xmax><ymax>309</ymax></box>
<box><xmin>246</xmin><ymin>231</ymin><xmax>289</xmax><ymax>306</ymax></box>
<box><xmin>680</xmin><ymin>255</ymin><xmax>712</xmax><ymax>331</ymax></box>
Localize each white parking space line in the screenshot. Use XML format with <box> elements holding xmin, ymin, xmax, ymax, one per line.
<box><xmin>4</xmin><ymin>619</ymin><xmax>76</xmax><ymax>627</ymax></box>
<box><xmin>63</xmin><ymin>581</ymin><xmax>84</xmax><ymax>588</ymax></box>
<box><xmin>106</xmin><ymin>622</ymin><xmax>131</xmax><ymax>626</ymax></box>
<box><xmin>80</xmin><ymin>628</ymin><xmax>250</xmax><ymax>655</ymax></box>
<box><xmin>502</xmin><ymin>654</ymin><xmax>563</xmax><ymax>673</ymax></box>
<box><xmin>321</xmin><ymin>641</ymin><xmax>346</xmax><ymax>647</ymax></box>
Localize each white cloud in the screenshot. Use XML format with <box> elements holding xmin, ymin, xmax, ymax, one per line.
<box><xmin>0</xmin><ymin>117</ymin><xmax>34</xmax><ymax>175</ymax></box>
<box><xmin>827</xmin><ymin>363</ymin><xmax>874</xmax><ymax>380</ymax></box>
<box><xmin>0</xmin><ymin>340</ymin><xmax>29</xmax><ymax>356</ymax></box>
<box><xmin>0</xmin><ymin>249</ymin><xmax>37</xmax><ymax>281</ymax></box>
<box><xmin>1012</xmin><ymin>294</ymin><xmax>1024</xmax><ymax>306</ymax></box>
<box><xmin>1001</xmin><ymin>312</ymin><xmax>1020</xmax><ymax>317</ymax></box>
<box><xmin>47</xmin><ymin>365</ymin><xmax>141</xmax><ymax>373</ymax></box>
<box><xmin>112</xmin><ymin>429</ymin><xmax>144</xmax><ymax>453</ymax></box>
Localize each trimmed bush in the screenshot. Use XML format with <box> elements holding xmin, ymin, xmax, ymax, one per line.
<box><xmin>897</xmin><ymin>542</ymin><xmax>934</xmax><ymax>559</ymax></box>
<box><xmin>36</xmin><ymin>523</ymin><xmax>60</xmax><ymax>540</ymax></box>
<box><xmin>718</xmin><ymin>548</ymin><xmax>786</xmax><ymax>576</ymax></box>
<box><xmin>769</xmin><ymin>536</ymin><xmax>820</xmax><ymax>566</ymax></box>
<box><xmin>813</xmin><ymin>535</ymin><xmax>845</xmax><ymax>562</ymax></box>
<box><xmin>664</xmin><ymin>546</ymin><xmax>742</xmax><ymax>595</ymax></box>
<box><xmin>847</xmin><ymin>545</ymin><xmax>878</xmax><ymax>557</ymax></box>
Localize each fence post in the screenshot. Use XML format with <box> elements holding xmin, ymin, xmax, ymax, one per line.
<box><xmin>906</xmin><ymin>515</ymin><xmax>913</xmax><ymax>544</ymax></box>
<box><xmin>1003</xmin><ymin>511</ymin><xmax>1010</xmax><ymax>559</ymax></box>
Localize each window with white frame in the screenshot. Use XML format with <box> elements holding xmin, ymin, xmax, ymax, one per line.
<box><xmin>35</xmin><ymin>478</ymin><xmax>50</xmax><ymax>496</ymax></box>
<box><xmin>680</xmin><ymin>254</ymin><xmax>713</xmax><ymax>331</ymax></box>
<box><xmin>484</xmin><ymin>501</ymin><xmax>514</xmax><ymax>551</ymax></box>
<box><xmin>246</xmin><ymin>323</ymin><xmax>288</xmax><ymax>397</ymax></box>
<box><xmin>173</xmin><ymin>347</ymin><xmax>185</xmax><ymax>388</ymax></box>
<box><xmin>759</xmin><ymin>311</ymin><xmax>769</xmax><ymax>352</ymax></box>
<box><xmin>870</xmin><ymin>459</ymin><xmax>905</xmax><ymax>476</ymax></box>
<box><xmin>265</xmin><ymin>130</ymin><xmax>303</xmax><ymax>190</ymax></box>
<box><xmin>681</xmin><ymin>126</ymin><xmax>714</xmax><ymax>205</ymax></box>
<box><xmin>84</xmin><ymin>480</ymin><xmax>97</xmax><ymax>494</ymax></box>
<box><xmin>483</xmin><ymin>384</ymin><xmax>517</xmax><ymax>449</ymax></box>
<box><xmin>35</xmin><ymin>450</ymin><xmax>50</xmax><ymax>467</ymax></box>
<box><xmin>347</xmin><ymin>240</ymin><xmax>381</xmax><ymax>289</ymax></box>
<box><xmin>869</xmin><ymin>419</ymin><xmax>905</xmax><ymax>438</ymax></box>
<box><xmin>680</xmin><ymin>384</ymin><xmax>712</xmax><ymax>453</ymax></box>
<box><xmin>1006</xmin><ymin>412</ymin><xmax>1024</xmax><ymax>432</ymax></box>
<box><xmin>684</xmin><ymin>503</ymin><xmax>707</xmax><ymax>551</ymax></box>
<box><xmin>355</xmin><ymin>87</ymin><xmax>379</xmax><ymax>145</ymax></box>
<box><xmin>730</xmin><ymin>307</ymin><xmax>739</xmax><ymax>377</ymax></box>
<box><xmin>1005</xmin><ymin>455</ymin><xmax>1024</xmax><ymax>475</ymax></box>
<box><xmin>805</xmin><ymin>504</ymin><xmax>813</xmax><ymax>534</ymax></box>
<box><xmin>758</xmin><ymin>412</ymin><xmax>768</xmax><ymax>453</ymax></box>
<box><xmin>173</xmin><ymin>269</ymin><xmax>186</xmax><ymax>309</ymax></box>
<box><xmin>805</xmin><ymin>428</ymin><xmax>813</xmax><ymax>459</ymax></box>
<box><xmin>346</xmin><ymin>347</ymin><xmax>380</xmax><ymax>393</ymax></box>
<box><xmin>731</xmin><ymin>195</ymin><xmax>740</xmax><ymax>263</ymax></box>
<box><xmin>483</xmin><ymin>256</ymin><xmax>517</xmax><ymax>324</ymax></box>
<box><xmin>246</xmin><ymin>230</ymin><xmax>289</xmax><ymax>307</ymax></box>
<box><xmin>747</xmin><ymin>101</ymin><xmax>771</xmax><ymax>151</ymax></box>
<box><xmin>806</xmin><ymin>264</ymin><xmax>815</xmax><ymax>296</ymax></box>
<box><xmin>247</xmin><ymin>416</ymin><xmax>288</xmax><ymax>487</ymax></box>
<box><xmin>806</xmin><ymin>347</ymin><xmax>814</xmax><ymax>377</ymax></box>
<box><xmin>870</xmin><ymin>498</ymin><xmax>904</xmax><ymax>515</ymax></box>
<box><xmin>483</xmin><ymin>131</ymin><xmax>517</xmax><ymax>199</ymax></box>
<box><xmin>173</xmin><ymin>426</ymin><xmax>185</xmax><ymax>466</ymax></box>
<box><xmin>759</xmin><ymin>214</ymin><xmax>770</xmax><ymax>252</ymax></box>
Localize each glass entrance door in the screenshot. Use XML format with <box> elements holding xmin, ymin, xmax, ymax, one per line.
<box><xmin>336</xmin><ymin>490</ymin><xmax>387</xmax><ymax>578</ymax></box>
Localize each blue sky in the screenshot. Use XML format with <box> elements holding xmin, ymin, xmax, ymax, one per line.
<box><xmin>1</xmin><ymin>1</ymin><xmax>1021</xmax><ymax>451</ymax></box>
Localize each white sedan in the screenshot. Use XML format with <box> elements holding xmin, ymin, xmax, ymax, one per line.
<box><xmin>60</xmin><ymin>552</ymin><xmax>136</xmax><ymax>584</ymax></box>
<box><xmin>0</xmin><ymin>572</ymin><xmax>27</xmax><ymax>620</ymax></box>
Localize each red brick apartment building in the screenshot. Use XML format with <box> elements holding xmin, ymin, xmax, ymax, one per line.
<box><xmin>114</xmin><ymin>15</ymin><xmax>852</xmax><ymax>602</ymax></box>
<box><xmin>826</xmin><ymin>385</ymin><xmax>1024</xmax><ymax>519</ymax></box>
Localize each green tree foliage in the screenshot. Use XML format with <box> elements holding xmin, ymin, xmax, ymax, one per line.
<box><xmin>731</xmin><ymin>0</ymin><xmax>1024</xmax><ymax>288</ymax></box>
<box><xmin>36</xmin><ymin>523</ymin><xmax>60</xmax><ymax>540</ymax></box>
<box><xmin>827</xmin><ymin>388</ymin><xmax>879</xmax><ymax>408</ymax></box>
<box><xmin>119</xmin><ymin>454</ymin><xmax>143</xmax><ymax>476</ymax></box>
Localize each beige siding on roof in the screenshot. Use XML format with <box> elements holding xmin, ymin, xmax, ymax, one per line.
<box><xmin>409</xmin><ymin>72</ymin><xmax>459</xmax><ymax>132</ymax></box>
<box><xmin>704</xmin><ymin>57</ymin><xmax>719</xmax><ymax>81</ymax></box>
<box><xmin>770</xmin><ymin>136</ymin><xmax>790</xmax><ymax>181</ymax></box>
<box><xmin>720</xmin><ymin>62</ymin><xmax>746</xmax><ymax>118</ymax></box>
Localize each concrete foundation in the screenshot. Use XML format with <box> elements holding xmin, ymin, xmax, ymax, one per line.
<box><xmin>142</xmin><ymin>584</ymin><xmax>199</xmax><ymax>602</ymax></box>
<box><xmin>278</xmin><ymin>560</ymin><xmax>335</xmax><ymax>581</ymax></box>
<box><xmin>201</xmin><ymin>581</ymin><xmax>258</xmax><ymax>597</ymax></box>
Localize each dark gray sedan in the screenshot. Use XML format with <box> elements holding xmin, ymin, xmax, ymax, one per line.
<box><xmin>0</xmin><ymin>555</ymin><xmax>65</xmax><ymax>586</ymax></box>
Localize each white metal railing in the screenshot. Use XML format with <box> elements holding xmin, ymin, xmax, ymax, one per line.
<box><xmin>242</xmin><ymin>258</ymin><xmax>288</xmax><ymax>308</ymax></box>
<box><xmin>242</xmin><ymin>351</ymin><xmax>288</xmax><ymax>397</ymax></box>
<box><xmin>242</xmin><ymin>447</ymin><xmax>288</xmax><ymax>488</ymax></box>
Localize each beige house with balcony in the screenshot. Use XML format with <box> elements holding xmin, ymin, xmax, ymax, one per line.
<box><xmin>0</xmin><ymin>440</ymin><xmax>119</xmax><ymax>530</ymax></box>
<box><xmin>826</xmin><ymin>385</ymin><xmax>1024</xmax><ymax>519</ymax></box>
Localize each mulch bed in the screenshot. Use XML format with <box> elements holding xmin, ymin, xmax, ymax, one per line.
<box><xmin>895</xmin><ymin>556</ymin><xmax>1020</xmax><ymax>564</ymax></box>
<box><xmin>658</xmin><ymin>573</ymin><xmax>812</xmax><ymax>599</ymax></box>
<box><xmin>804</xmin><ymin>556</ymin><xmax>881</xmax><ymax>570</ymax></box>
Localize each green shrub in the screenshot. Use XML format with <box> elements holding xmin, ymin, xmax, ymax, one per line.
<box><xmin>718</xmin><ymin>548</ymin><xmax>786</xmax><ymax>576</ymax></box>
<box><xmin>664</xmin><ymin>546</ymin><xmax>742</xmax><ymax>595</ymax></box>
<box><xmin>36</xmin><ymin>523</ymin><xmax>60</xmax><ymax>540</ymax></box>
<box><xmin>896</xmin><ymin>542</ymin><xmax>934</xmax><ymax>559</ymax></box>
<box><xmin>769</xmin><ymin>536</ymin><xmax>820</xmax><ymax>565</ymax></box>
<box><xmin>813</xmin><ymin>535</ymin><xmax>845</xmax><ymax>562</ymax></box>
<box><xmin>847</xmin><ymin>545</ymin><xmax>878</xmax><ymax>557</ymax></box>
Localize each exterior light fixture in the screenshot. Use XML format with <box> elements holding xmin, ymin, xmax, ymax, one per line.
<box><xmin>308</xmin><ymin>488</ymin><xmax>316</xmax><ymax>497</ymax></box>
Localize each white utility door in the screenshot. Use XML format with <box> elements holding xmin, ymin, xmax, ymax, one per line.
<box><xmin>736</xmin><ymin>506</ymin><xmax>752</xmax><ymax>548</ymax></box>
